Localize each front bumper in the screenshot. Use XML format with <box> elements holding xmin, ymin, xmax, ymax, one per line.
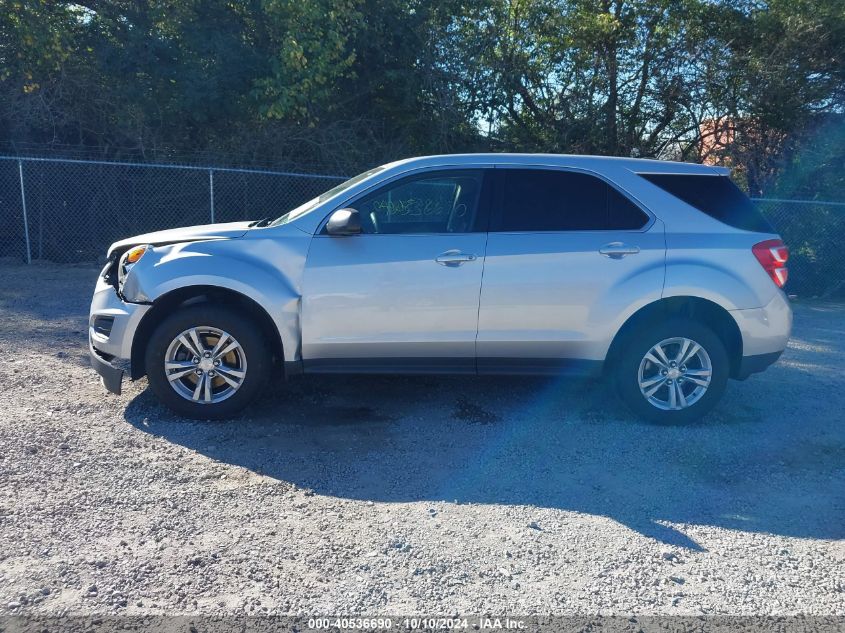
<box><xmin>90</xmin><ymin>340</ymin><xmax>125</xmax><ymax>394</ymax></box>
<box><xmin>89</xmin><ymin>276</ymin><xmax>151</xmax><ymax>394</ymax></box>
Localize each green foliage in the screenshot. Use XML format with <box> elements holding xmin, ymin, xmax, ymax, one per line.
<box><xmin>0</xmin><ymin>2</ymin><xmax>77</xmax><ymax>82</ymax></box>
<box><xmin>458</xmin><ymin>0</ymin><xmax>705</xmax><ymax>157</ymax></box>
<box><xmin>255</xmin><ymin>0</ymin><xmax>360</xmax><ymax>122</ymax></box>
<box><xmin>688</xmin><ymin>0</ymin><xmax>845</xmax><ymax>194</ymax></box>
<box><xmin>776</xmin><ymin>118</ymin><xmax>845</xmax><ymax>202</ymax></box>
<box><xmin>0</xmin><ymin>0</ymin><xmax>842</xmax><ymax>188</ymax></box>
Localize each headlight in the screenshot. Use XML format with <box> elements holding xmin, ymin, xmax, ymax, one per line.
<box><xmin>118</xmin><ymin>245</ymin><xmax>148</xmax><ymax>288</ymax></box>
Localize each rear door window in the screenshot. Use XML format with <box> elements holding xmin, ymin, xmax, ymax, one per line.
<box><xmin>639</xmin><ymin>173</ymin><xmax>774</xmax><ymax>233</ymax></box>
<box><xmin>608</xmin><ymin>186</ymin><xmax>651</xmax><ymax>230</ymax></box>
<box><xmin>492</xmin><ymin>169</ymin><xmax>649</xmax><ymax>232</ymax></box>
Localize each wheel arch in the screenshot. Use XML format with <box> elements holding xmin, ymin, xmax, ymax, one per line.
<box><xmin>130</xmin><ymin>286</ymin><xmax>284</xmax><ymax>380</ymax></box>
<box><xmin>606</xmin><ymin>296</ymin><xmax>743</xmax><ymax>378</ymax></box>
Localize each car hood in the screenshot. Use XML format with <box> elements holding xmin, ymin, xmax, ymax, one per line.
<box><xmin>107</xmin><ymin>221</ymin><xmax>254</xmax><ymax>258</ymax></box>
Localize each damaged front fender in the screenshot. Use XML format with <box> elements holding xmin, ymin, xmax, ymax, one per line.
<box><xmin>121</xmin><ymin>230</ymin><xmax>311</xmax><ymax>363</ymax></box>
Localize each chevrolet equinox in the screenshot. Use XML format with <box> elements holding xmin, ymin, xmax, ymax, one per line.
<box><xmin>89</xmin><ymin>154</ymin><xmax>792</xmax><ymax>423</ymax></box>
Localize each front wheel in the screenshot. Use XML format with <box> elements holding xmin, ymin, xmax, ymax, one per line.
<box><xmin>613</xmin><ymin>319</ymin><xmax>729</xmax><ymax>424</ymax></box>
<box><xmin>145</xmin><ymin>305</ymin><xmax>271</xmax><ymax>419</ymax></box>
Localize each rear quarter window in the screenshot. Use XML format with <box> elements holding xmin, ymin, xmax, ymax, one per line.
<box><xmin>640</xmin><ymin>173</ymin><xmax>774</xmax><ymax>233</ymax></box>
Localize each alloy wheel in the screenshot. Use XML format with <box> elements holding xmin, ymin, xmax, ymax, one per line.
<box><xmin>637</xmin><ymin>337</ymin><xmax>712</xmax><ymax>411</ymax></box>
<box><xmin>164</xmin><ymin>326</ymin><xmax>247</xmax><ymax>404</ymax></box>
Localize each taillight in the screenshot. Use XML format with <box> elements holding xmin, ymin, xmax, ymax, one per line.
<box><xmin>752</xmin><ymin>239</ymin><xmax>789</xmax><ymax>288</ymax></box>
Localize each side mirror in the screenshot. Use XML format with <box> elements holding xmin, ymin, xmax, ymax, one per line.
<box><xmin>326</xmin><ymin>208</ymin><xmax>362</xmax><ymax>236</ymax></box>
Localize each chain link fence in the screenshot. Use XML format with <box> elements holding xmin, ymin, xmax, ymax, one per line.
<box><xmin>1</xmin><ymin>156</ymin><xmax>843</xmax><ymax>297</ymax></box>
<box><xmin>751</xmin><ymin>198</ymin><xmax>845</xmax><ymax>297</ymax></box>
<box><xmin>0</xmin><ymin>156</ymin><xmax>346</xmax><ymax>265</ymax></box>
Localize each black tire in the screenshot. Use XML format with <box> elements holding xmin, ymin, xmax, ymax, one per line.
<box><xmin>612</xmin><ymin>318</ymin><xmax>729</xmax><ymax>424</ymax></box>
<box><xmin>145</xmin><ymin>304</ymin><xmax>271</xmax><ymax>419</ymax></box>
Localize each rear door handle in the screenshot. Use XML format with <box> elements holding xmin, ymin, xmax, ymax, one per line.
<box><xmin>436</xmin><ymin>250</ymin><xmax>477</xmax><ymax>267</ymax></box>
<box><xmin>599</xmin><ymin>242</ymin><xmax>640</xmax><ymax>259</ymax></box>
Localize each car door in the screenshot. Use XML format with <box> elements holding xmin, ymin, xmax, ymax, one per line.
<box><xmin>301</xmin><ymin>168</ymin><xmax>491</xmax><ymax>372</ymax></box>
<box><xmin>476</xmin><ymin>167</ymin><xmax>666</xmax><ymax>373</ymax></box>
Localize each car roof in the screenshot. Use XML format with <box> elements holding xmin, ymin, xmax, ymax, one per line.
<box><xmin>384</xmin><ymin>153</ymin><xmax>728</xmax><ymax>176</ymax></box>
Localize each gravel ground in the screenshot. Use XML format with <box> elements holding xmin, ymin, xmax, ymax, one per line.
<box><xmin>0</xmin><ymin>261</ymin><xmax>843</xmax><ymax>617</ymax></box>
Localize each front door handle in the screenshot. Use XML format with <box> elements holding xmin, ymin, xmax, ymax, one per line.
<box><xmin>599</xmin><ymin>242</ymin><xmax>640</xmax><ymax>259</ymax></box>
<box><xmin>436</xmin><ymin>250</ymin><xmax>477</xmax><ymax>267</ymax></box>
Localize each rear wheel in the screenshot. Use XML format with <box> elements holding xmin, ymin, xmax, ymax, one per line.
<box><xmin>613</xmin><ymin>319</ymin><xmax>729</xmax><ymax>423</ymax></box>
<box><xmin>145</xmin><ymin>305</ymin><xmax>270</xmax><ymax>419</ymax></box>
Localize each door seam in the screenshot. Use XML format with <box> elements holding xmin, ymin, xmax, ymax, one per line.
<box><xmin>473</xmin><ymin>230</ymin><xmax>490</xmax><ymax>375</ymax></box>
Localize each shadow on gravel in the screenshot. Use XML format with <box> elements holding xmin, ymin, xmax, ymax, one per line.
<box><xmin>125</xmin><ymin>364</ymin><xmax>845</xmax><ymax>551</ymax></box>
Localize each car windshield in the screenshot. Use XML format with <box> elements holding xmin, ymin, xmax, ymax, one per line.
<box><xmin>269</xmin><ymin>166</ymin><xmax>385</xmax><ymax>227</ymax></box>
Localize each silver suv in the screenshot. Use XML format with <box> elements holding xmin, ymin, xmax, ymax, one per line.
<box><xmin>89</xmin><ymin>154</ymin><xmax>792</xmax><ymax>423</ymax></box>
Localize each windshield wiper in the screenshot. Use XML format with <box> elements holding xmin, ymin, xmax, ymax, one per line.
<box><xmin>249</xmin><ymin>217</ymin><xmax>273</xmax><ymax>227</ymax></box>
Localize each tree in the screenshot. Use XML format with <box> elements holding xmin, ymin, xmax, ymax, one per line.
<box><xmin>0</xmin><ymin>0</ymin><xmax>842</xmax><ymax>189</ymax></box>
<box><xmin>697</xmin><ymin>0</ymin><xmax>844</xmax><ymax>194</ymax></box>
<box><xmin>453</xmin><ymin>0</ymin><xmax>707</xmax><ymax>157</ymax></box>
